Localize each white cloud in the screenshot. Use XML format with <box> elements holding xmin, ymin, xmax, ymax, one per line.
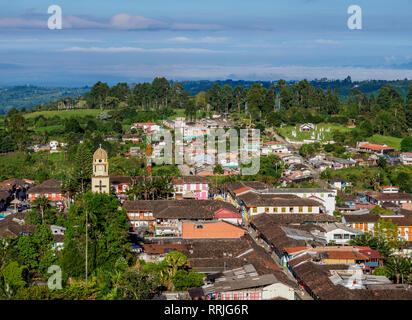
<box><xmin>61</xmin><ymin>46</ymin><xmax>220</xmax><ymax>53</ymax></box>
<box><xmin>69</xmin><ymin>63</ymin><xmax>412</xmax><ymax>81</ymax></box>
<box><xmin>0</xmin><ymin>13</ymin><xmax>220</xmax><ymax>31</ymax></box>
<box><xmin>109</xmin><ymin>14</ymin><xmax>166</xmax><ymax>30</ymax></box>
<box><xmin>168</xmin><ymin>36</ymin><xmax>228</xmax><ymax>43</ymax></box>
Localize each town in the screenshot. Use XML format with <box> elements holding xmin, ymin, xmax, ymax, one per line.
<box><xmin>0</xmin><ymin>77</ymin><xmax>412</xmax><ymax>301</ymax></box>
<box><xmin>1</xmin><ymin>0</ymin><xmax>412</xmax><ymax>304</ymax></box>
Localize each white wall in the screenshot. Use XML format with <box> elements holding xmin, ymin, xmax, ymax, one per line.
<box><xmin>262</xmin><ymin>283</ymin><xmax>295</xmax><ymax>300</ymax></box>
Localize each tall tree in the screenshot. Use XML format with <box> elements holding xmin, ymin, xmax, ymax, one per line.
<box><xmin>74</xmin><ymin>144</ymin><xmax>93</xmax><ymax>194</ymax></box>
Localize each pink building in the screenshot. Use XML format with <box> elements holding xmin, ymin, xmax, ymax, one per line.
<box><xmin>173</xmin><ymin>176</ymin><xmax>210</xmax><ymax>200</ymax></box>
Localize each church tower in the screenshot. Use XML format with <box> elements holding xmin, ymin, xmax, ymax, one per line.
<box><xmin>91</xmin><ymin>146</ymin><xmax>110</xmax><ymax>194</ymax></box>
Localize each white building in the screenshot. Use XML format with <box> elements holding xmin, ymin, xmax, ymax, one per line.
<box><xmin>49</xmin><ymin>140</ymin><xmax>59</xmax><ymax>153</ymax></box>
<box><xmin>318</xmin><ymin>223</ymin><xmax>363</xmax><ymax>244</ymax></box>
<box><xmin>400</xmin><ymin>153</ymin><xmax>412</xmax><ymax>166</ymax></box>
<box><xmin>260</xmin><ymin>188</ymin><xmax>337</xmax><ymax>215</ymax></box>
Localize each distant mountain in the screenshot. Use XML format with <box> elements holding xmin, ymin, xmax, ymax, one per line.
<box><xmin>179</xmin><ymin>78</ymin><xmax>412</xmax><ymax>100</ymax></box>
<box><xmin>0</xmin><ymin>85</ymin><xmax>90</xmax><ymax>114</ymax></box>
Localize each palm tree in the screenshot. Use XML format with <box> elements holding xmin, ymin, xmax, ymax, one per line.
<box><xmin>385</xmin><ymin>256</ymin><xmax>411</xmax><ymax>284</ymax></box>
<box><xmin>32</xmin><ymin>196</ymin><xmax>50</xmax><ymax>224</ymax></box>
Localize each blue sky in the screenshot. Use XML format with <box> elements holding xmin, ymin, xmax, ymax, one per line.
<box><xmin>0</xmin><ymin>0</ymin><xmax>412</xmax><ymax>86</ymax></box>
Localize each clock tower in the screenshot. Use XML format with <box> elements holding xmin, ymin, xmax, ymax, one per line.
<box><xmin>91</xmin><ymin>146</ymin><xmax>110</xmax><ymax>194</ymax></box>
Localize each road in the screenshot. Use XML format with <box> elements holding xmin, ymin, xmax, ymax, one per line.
<box><xmin>270</xmin><ymin>128</ymin><xmax>329</xmax><ymax>189</ymax></box>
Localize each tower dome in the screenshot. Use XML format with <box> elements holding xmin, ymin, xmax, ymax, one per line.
<box><xmin>93</xmin><ymin>147</ymin><xmax>107</xmax><ymax>160</ymax></box>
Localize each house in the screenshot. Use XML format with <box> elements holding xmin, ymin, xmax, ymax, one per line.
<box><xmin>249</xmin><ymin>214</ymin><xmax>332</xmax><ymax>263</ymax></box>
<box><xmin>123</xmin><ymin>199</ymin><xmax>238</xmax><ymax>235</ymax></box>
<box><xmin>379</xmin><ymin>186</ymin><xmax>399</xmax><ymax>194</ymax></box>
<box><xmin>217</xmin><ymin>181</ymin><xmax>269</xmax><ymax>211</ymax></box>
<box><xmin>318</xmin><ymin>223</ymin><xmax>363</xmax><ymax>244</ymax></box>
<box><xmin>342</xmin><ymin>214</ymin><xmax>380</xmax><ymax>232</ymax></box>
<box><xmin>328</xmin><ymin>177</ymin><xmax>353</xmax><ymax>191</ymax></box>
<box><xmin>214</xmin><ymin>208</ymin><xmax>242</xmax><ymax>225</ymax></box>
<box><xmin>131</xmin><ymin>122</ymin><xmax>161</xmax><ymax>133</ymax></box>
<box><xmin>365</xmin><ymin>192</ymin><xmax>412</xmax><ymax>206</ymax></box>
<box><xmin>172</xmin><ymin>176</ymin><xmax>210</xmax><ymax>200</ymax></box>
<box><xmin>354</xmin><ymin>156</ymin><xmax>376</xmax><ymax>167</ymax></box>
<box><xmin>199</xmin><ymin>264</ymin><xmax>295</xmax><ymax>300</ymax></box>
<box><xmin>237</xmin><ymin>192</ymin><xmax>323</xmax><ymax>220</ymax></box>
<box><xmin>0</xmin><ymin>212</ymin><xmax>36</xmax><ymax>238</ymax></box>
<box><xmin>123</xmin><ymin>200</ymin><xmax>155</xmax><ymax>232</ymax></box>
<box><xmin>122</xmin><ymin>134</ymin><xmax>141</xmax><ymax>144</ymax></box>
<box><xmin>49</xmin><ymin>140</ymin><xmax>59</xmax><ymax>153</ymax></box>
<box><xmin>110</xmin><ymin>176</ymin><xmax>132</xmax><ymax>200</ymax></box>
<box><xmin>182</xmin><ymin>221</ymin><xmax>246</xmax><ymax>239</ymax></box>
<box><xmin>358</xmin><ymin>143</ymin><xmax>394</xmax><ymax>155</ymax></box>
<box><xmin>331</xmin><ymin>157</ymin><xmax>357</xmax><ymax>170</ymax></box>
<box><xmin>139</xmin><ymin>244</ymin><xmax>189</xmax><ymax>263</ymax></box>
<box><xmin>289</xmin><ymin>256</ymin><xmax>412</xmax><ymax>300</ymax></box>
<box><xmin>260</xmin><ymin>188</ymin><xmax>337</xmax><ymax>215</ymax></box>
<box><xmin>400</xmin><ymin>152</ymin><xmax>412</xmax><ymax>165</ymax></box>
<box><xmin>299</xmin><ymin>123</ymin><xmax>315</xmax><ymax>132</ymax></box>
<box><xmin>27</xmin><ymin>179</ymin><xmax>64</xmax><ymax>202</ymax></box>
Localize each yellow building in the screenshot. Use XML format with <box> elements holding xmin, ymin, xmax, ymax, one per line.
<box><xmin>91</xmin><ymin>147</ymin><xmax>110</xmax><ymax>194</ymax></box>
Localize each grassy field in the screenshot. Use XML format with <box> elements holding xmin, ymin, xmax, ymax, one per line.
<box><xmin>167</xmin><ymin>108</ymin><xmax>186</xmax><ymax>120</ymax></box>
<box><xmin>368</xmin><ymin>135</ymin><xmax>402</xmax><ymax>151</ymax></box>
<box><xmin>277</xmin><ymin>124</ymin><xmax>352</xmax><ymax>142</ymax></box>
<box><xmin>24</xmin><ymin>109</ymin><xmax>101</xmax><ymax>119</ymax></box>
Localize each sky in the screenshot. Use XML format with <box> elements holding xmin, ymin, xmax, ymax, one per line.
<box><xmin>0</xmin><ymin>0</ymin><xmax>412</xmax><ymax>86</ymax></box>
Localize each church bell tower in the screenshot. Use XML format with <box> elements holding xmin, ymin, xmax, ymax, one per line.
<box><xmin>91</xmin><ymin>146</ymin><xmax>110</xmax><ymax>194</ymax></box>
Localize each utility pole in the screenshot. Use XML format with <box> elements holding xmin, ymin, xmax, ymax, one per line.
<box><xmin>85</xmin><ymin>209</ymin><xmax>88</xmax><ymax>285</ymax></box>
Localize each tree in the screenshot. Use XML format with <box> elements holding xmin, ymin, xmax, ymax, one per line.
<box><xmin>406</xmin><ymin>85</ymin><xmax>412</xmax><ymax>128</ymax></box>
<box><xmin>377</xmin><ymin>157</ymin><xmax>387</xmax><ymax>169</ymax></box>
<box><xmin>1</xmin><ymin>262</ymin><xmax>27</xmax><ymax>298</ymax></box>
<box><xmin>213</xmin><ymin>164</ymin><xmax>224</xmax><ymax>175</ymax></box>
<box><xmin>373</xmin><ymin>219</ymin><xmax>404</xmax><ymax>251</ymax></box>
<box><xmin>17</xmin><ymin>224</ymin><xmax>57</xmax><ymax>278</ymax></box>
<box><xmin>384</xmin><ymin>256</ymin><xmax>411</xmax><ymax>284</ymax></box>
<box><xmin>4</xmin><ymin>113</ymin><xmax>27</xmax><ymax>151</ymax></box>
<box><xmin>172</xmin><ymin>270</ymin><xmax>205</xmax><ymax>291</ymax></box>
<box><xmin>74</xmin><ymin>144</ymin><xmax>93</xmax><ymax>193</ymax></box>
<box><xmin>117</xmin><ymin>268</ymin><xmax>160</xmax><ymax>300</ymax></box>
<box><xmin>395</xmin><ymin>171</ymin><xmax>412</xmax><ymax>193</ymax></box>
<box><xmin>62</xmin><ymin>192</ymin><xmax>130</xmax><ymax>279</ymax></box>
<box><xmin>400</xmin><ymin>136</ymin><xmax>412</xmax><ymax>152</ymax></box>
<box><xmin>32</xmin><ymin>196</ymin><xmax>50</xmax><ymax>224</ymax></box>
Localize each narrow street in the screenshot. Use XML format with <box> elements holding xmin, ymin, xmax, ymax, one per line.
<box><xmin>247</xmin><ymin>226</ymin><xmax>313</xmax><ymax>300</ymax></box>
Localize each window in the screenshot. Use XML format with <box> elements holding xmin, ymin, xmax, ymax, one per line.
<box><xmin>249</xmin><ymin>292</ymin><xmax>260</xmax><ymax>300</ymax></box>
<box><xmin>253</xmin><ymin>208</ymin><xmax>257</xmax><ymax>213</ymax></box>
<box><xmin>265</xmin><ymin>207</ymin><xmax>269</xmax><ymax>213</ymax></box>
<box><xmin>334</xmin><ymin>234</ymin><xmax>343</xmax><ymax>240</ymax></box>
<box><xmin>281</xmin><ymin>207</ymin><xmax>286</xmax><ymax>213</ymax></box>
<box><xmin>289</xmin><ymin>207</ymin><xmax>294</xmax><ymax>213</ymax></box>
<box><xmin>344</xmin><ymin>234</ymin><xmax>350</xmax><ymax>239</ymax></box>
<box><xmin>299</xmin><ymin>207</ymin><xmax>303</xmax><ymax>213</ymax></box>
<box><xmin>308</xmin><ymin>207</ymin><xmax>312</xmax><ymax>213</ymax></box>
<box><xmin>274</xmin><ymin>207</ymin><xmax>278</xmax><ymax>213</ymax></box>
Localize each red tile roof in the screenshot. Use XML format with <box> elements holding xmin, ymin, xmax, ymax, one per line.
<box><xmin>182</xmin><ymin>221</ymin><xmax>246</xmax><ymax>239</ymax></box>
<box><xmin>284</xmin><ymin>246</ymin><xmax>309</xmax><ymax>254</ymax></box>
<box><xmin>359</xmin><ymin>143</ymin><xmax>393</xmax><ymax>151</ymax></box>
<box><xmin>214</xmin><ymin>208</ymin><xmax>242</xmax><ymax>219</ymax></box>
<box><xmin>233</xmin><ymin>186</ymin><xmax>251</xmax><ymax>195</ymax></box>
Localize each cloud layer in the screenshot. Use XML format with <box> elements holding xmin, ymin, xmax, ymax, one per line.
<box><xmin>0</xmin><ymin>13</ymin><xmax>220</xmax><ymax>31</ymax></box>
